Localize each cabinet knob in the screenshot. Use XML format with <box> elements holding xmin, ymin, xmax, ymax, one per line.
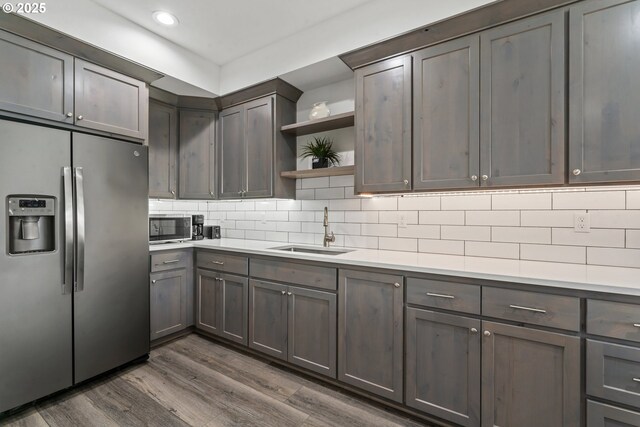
<box><xmin>281</xmin><ymin>290</ymin><xmax>286</xmax><ymax>295</ymax></box>
<box><xmin>394</xmin><ymin>282</ymin><xmax>401</xmax><ymax>288</ymax></box>
<box><xmin>66</xmin><ymin>112</ymin><xmax>73</xmax><ymax>118</ymax></box>
<box><xmin>471</xmin><ymin>175</ymin><xmax>478</xmax><ymax>181</ymax></box>
<box><xmin>210</xmin><ymin>191</ymin><xmax>214</xmax><ymax>197</ymax></box>
<box><xmin>403</xmin><ymin>179</ymin><xmax>409</xmax><ymax>185</ymax></box>
<box><xmin>484</xmin><ymin>330</ymin><xmax>491</xmax><ymax>337</ymax></box>
<box><xmin>287</xmin><ymin>292</ymin><xmax>292</xmax><ymax>296</ymax></box>
<box><xmin>151</xmin><ymin>280</ymin><xmax>157</xmax><ymax>284</ymax></box>
<box><xmin>238</xmin><ymin>191</ymin><xmax>243</xmax><ymax>195</ymax></box>
<box><xmin>470</xmin><ymin>328</ymin><xmax>478</xmax><ymax>334</ymax></box>
<box><xmin>572</xmin><ymin>168</ymin><xmax>581</xmax><ymax>176</ymax></box>
<box><xmin>77</xmin><ymin>115</ymin><xmax>83</xmax><ymax>121</ymax></box>
<box><xmin>171</xmin><ymin>190</ymin><xmax>176</xmax><ymax>196</ymax></box>
<box><xmin>482</xmin><ymin>175</ymin><xmax>488</xmax><ymax>181</ymax></box>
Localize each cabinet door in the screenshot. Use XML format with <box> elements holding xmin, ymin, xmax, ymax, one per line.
<box><xmin>219</xmin><ymin>273</ymin><xmax>248</xmax><ymax>345</ymax></box>
<box><xmin>150</xmin><ymin>269</ymin><xmax>187</xmax><ymax>341</ymax></box>
<box><xmin>249</xmin><ymin>279</ymin><xmax>287</xmax><ymax>360</ymax></box>
<box><xmin>218</xmin><ymin>104</ymin><xmax>245</xmax><ymax>199</ymax></box>
<box><xmin>413</xmin><ymin>35</ymin><xmax>480</xmax><ymax>190</ymax></box>
<box><xmin>74</xmin><ymin>59</ymin><xmax>148</xmax><ymax>140</ymax></box>
<box><xmin>149</xmin><ymin>100</ymin><xmax>178</xmax><ymax>199</ymax></box>
<box><xmin>196</xmin><ymin>269</ymin><xmax>220</xmax><ymax>335</ymax></box>
<box><xmin>338</xmin><ymin>269</ymin><xmax>403</xmax><ymax>402</ymax></box>
<box><xmin>288</xmin><ymin>286</ymin><xmax>337</xmax><ymax>378</ymax></box>
<box><xmin>480</xmin><ymin>11</ymin><xmax>565</xmax><ymax>187</ymax></box>
<box><xmin>569</xmin><ymin>0</ymin><xmax>640</xmax><ymax>183</ymax></box>
<box><xmin>244</xmin><ymin>97</ymin><xmax>274</xmax><ymax>198</ymax></box>
<box><xmin>482</xmin><ymin>321</ymin><xmax>580</xmax><ymax>427</ymax></box>
<box><xmin>179</xmin><ymin>110</ymin><xmax>216</xmax><ymax>199</ymax></box>
<box><xmin>406</xmin><ymin>308</ymin><xmax>481</xmax><ymax>426</ymax></box>
<box><xmin>0</xmin><ymin>30</ymin><xmax>74</xmax><ymax>123</ymax></box>
<box><xmin>587</xmin><ymin>400</ymin><xmax>640</xmax><ymax>427</ymax></box>
<box><xmin>355</xmin><ymin>56</ymin><xmax>412</xmax><ymax>193</ymax></box>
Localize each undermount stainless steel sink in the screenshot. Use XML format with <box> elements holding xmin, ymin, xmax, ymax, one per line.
<box><xmin>270</xmin><ymin>245</ymin><xmax>353</xmax><ymax>255</ymax></box>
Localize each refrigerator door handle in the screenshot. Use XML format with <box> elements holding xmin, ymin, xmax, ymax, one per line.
<box><xmin>74</xmin><ymin>167</ymin><xmax>86</xmax><ymax>292</ymax></box>
<box><xmin>63</xmin><ymin>167</ymin><xmax>74</xmax><ymax>295</ymax></box>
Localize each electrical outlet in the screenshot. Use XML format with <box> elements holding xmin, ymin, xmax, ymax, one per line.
<box><xmin>398</xmin><ymin>213</ymin><xmax>408</xmax><ymax>228</ymax></box>
<box><xmin>574</xmin><ymin>212</ymin><xmax>590</xmax><ymax>233</ymax></box>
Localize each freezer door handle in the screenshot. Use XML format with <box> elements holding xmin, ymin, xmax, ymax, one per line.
<box><xmin>63</xmin><ymin>167</ymin><xmax>74</xmax><ymax>295</ymax></box>
<box><xmin>75</xmin><ymin>167</ymin><xmax>86</xmax><ymax>292</ymax></box>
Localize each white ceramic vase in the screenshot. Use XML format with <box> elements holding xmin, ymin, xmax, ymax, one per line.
<box><xmin>309</xmin><ymin>101</ymin><xmax>330</xmax><ymax>120</ymax></box>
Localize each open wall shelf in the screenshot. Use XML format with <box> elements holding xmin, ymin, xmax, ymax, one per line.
<box><xmin>281</xmin><ymin>165</ymin><xmax>355</xmax><ymax>179</ymax></box>
<box><xmin>281</xmin><ymin>111</ymin><xmax>355</xmax><ymax>136</ymax></box>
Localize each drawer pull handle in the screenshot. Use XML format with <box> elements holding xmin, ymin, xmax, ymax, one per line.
<box><xmin>162</xmin><ymin>259</ymin><xmax>180</xmax><ymax>264</ymax></box>
<box><xmin>633</xmin><ymin>378</ymin><xmax>640</xmax><ymax>383</ymax></box>
<box><xmin>211</xmin><ymin>261</ymin><xmax>225</xmax><ymax>265</ymax></box>
<box><xmin>426</xmin><ymin>292</ymin><xmax>455</xmax><ymax>299</ymax></box>
<box><xmin>634</xmin><ymin>324</ymin><xmax>640</xmax><ymax>328</ymax></box>
<box><xmin>509</xmin><ymin>304</ymin><xmax>547</xmax><ymax>314</ymax></box>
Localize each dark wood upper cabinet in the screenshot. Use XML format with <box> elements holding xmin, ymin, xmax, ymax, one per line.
<box><xmin>569</xmin><ymin>0</ymin><xmax>640</xmax><ymax>184</ymax></box>
<box><xmin>480</xmin><ymin>10</ymin><xmax>566</xmax><ymax>187</ymax></box>
<box><xmin>148</xmin><ymin>100</ymin><xmax>178</xmax><ymax>199</ymax></box>
<box><xmin>218</xmin><ymin>95</ymin><xmax>296</xmax><ymax>199</ymax></box>
<box><xmin>413</xmin><ymin>35</ymin><xmax>480</xmax><ymax>190</ymax></box>
<box><xmin>355</xmin><ymin>56</ymin><xmax>412</xmax><ymax>194</ymax></box>
<box><xmin>74</xmin><ymin>59</ymin><xmax>149</xmax><ymax>140</ymax></box>
<box><xmin>0</xmin><ymin>30</ymin><xmax>74</xmax><ymax>123</ymax></box>
<box><xmin>179</xmin><ymin>110</ymin><xmax>216</xmax><ymax>199</ymax></box>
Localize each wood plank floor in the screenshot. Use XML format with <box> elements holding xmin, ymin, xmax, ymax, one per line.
<box><xmin>1</xmin><ymin>334</ymin><xmax>433</xmax><ymax>427</ymax></box>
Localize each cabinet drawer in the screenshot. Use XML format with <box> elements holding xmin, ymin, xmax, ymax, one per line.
<box><xmin>483</xmin><ymin>287</ymin><xmax>580</xmax><ymax>331</ymax></box>
<box><xmin>197</xmin><ymin>250</ymin><xmax>248</xmax><ymax>276</ymax></box>
<box><xmin>587</xmin><ymin>340</ymin><xmax>640</xmax><ymax>409</ymax></box>
<box><xmin>407</xmin><ymin>277</ymin><xmax>480</xmax><ymax>314</ymax></box>
<box><xmin>587</xmin><ymin>300</ymin><xmax>640</xmax><ymax>343</ymax></box>
<box><xmin>587</xmin><ymin>400</ymin><xmax>640</xmax><ymax>427</ymax></box>
<box><xmin>150</xmin><ymin>250</ymin><xmax>190</xmax><ymax>273</ymax></box>
<box><xmin>251</xmin><ymin>258</ymin><xmax>337</xmax><ymax>291</ymax></box>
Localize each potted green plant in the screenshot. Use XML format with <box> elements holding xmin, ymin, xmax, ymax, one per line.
<box><xmin>300</xmin><ymin>136</ymin><xmax>341</xmax><ymax>169</ymax></box>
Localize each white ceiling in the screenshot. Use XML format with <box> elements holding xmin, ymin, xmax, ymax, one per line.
<box><xmin>91</xmin><ymin>0</ymin><xmax>373</xmax><ymax>66</ymax></box>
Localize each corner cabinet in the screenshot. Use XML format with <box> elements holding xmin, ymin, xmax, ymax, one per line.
<box><xmin>148</xmin><ymin>100</ymin><xmax>178</xmax><ymax>199</ymax></box>
<box><xmin>355</xmin><ymin>56</ymin><xmax>412</xmax><ymax>194</ymax></box>
<box><xmin>569</xmin><ymin>0</ymin><xmax>640</xmax><ymax>184</ymax></box>
<box><xmin>179</xmin><ymin>110</ymin><xmax>216</xmax><ymax>199</ymax></box>
<box><xmin>218</xmin><ymin>95</ymin><xmax>296</xmax><ymax>199</ymax></box>
<box><xmin>338</xmin><ymin>269</ymin><xmax>404</xmax><ymax>402</ymax></box>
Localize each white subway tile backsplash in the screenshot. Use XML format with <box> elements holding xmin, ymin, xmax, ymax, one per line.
<box><xmin>344</xmin><ymin>235</ymin><xmax>379</xmax><ymax>249</ymax></box>
<box><xmin>315</xmin><ymin>210</ymin><xmax>345</xmax><ymax>223</ymax></box>
<box><xmin>255</xmin><ymin>200</ymin><xmax>277</xmax><ymax>211</ymax></box>
<box><xmin>235</xmin><ymin>201</ymin><xmax>255</xmax><ymax>211</ymax></box>
<box><xmin>225</xmin><ymin>229</ymin><xmax>245</xmax><ymax>239</ymax></box>
<box><xmin>296</xmin><ymin>189</ymin><xmax>315</xmax><ymax>200</ymax></box>
<box><xmin>466</xmin><ymin>211</ymin><xmax>520</xmax><ymax>226</ymax></box>
<box><xmin>301</xmin><ymin>222</ymin><xmax>325</xmax><ymax>234</ymax></box>
<box><xmin>329</xmin><ymin>199</ymin><xmax>361</xmax><ymax>211</ymax></box>
<box><xmin>362</xmin><ymin>197</ymin><xmax>397</xmax><ymax>211</ymax></box>
<box><xmin>441</xmin><ymin>194</ymin><xmax>491</xmax><ymax>211</ymax></box>
<box><xmin>379</xmin><ymin>211</ymin><xmax>419</xmax><ymax>225</ymax></box>
<box><xmin>245</xmin><ymin>230</ymin><xmax>266</xmax><ymax>240</ymax></box>
<box><xmin>628</xmin><ymin>191</ymin><xmax>640</xmax><ymax>209</ymax></box>
<box><xmin>465</xmin><ymin>241</ymin><xmax>519</xmax><ymax>259</ymax></box>
<box><xmin>627</xmin><ymin>230</ymin><xmax>640</xmax><ymax>248</ymax></box>
<box><xmin>520</xmin><ymin>244</ymin><xmax>586</xmax><ymax>264</ymax></box>
<box><xmin>492</xmin><ymin>193</ymin><xmax>551</xmax><ymax>210</ymax></box>
<box><xmin>255</xmin><ymin>221</ymin><xmax>277</xmax><ymax>231</ymax></box>
<box><xmin>398</xmin><ymin>196</ymin><xmax>440</xmax><ymax>211</ymax></box>
<box><xmin>587</xmin><ymin>247</ymin><xmax>640</xmax><ymax>268</ymax></box>
<box><xmin>226</xmin><ymin>211</ymin><xmax>246</xmax><ymax>220</ymax></box>
<box><xmin>441</xmin><ymin>226</ymin><xmax>491</xmax><ymax>241</ymax></box>
<box><xmin>329</xmin><ymin>175</ymin><xmax>354</xmax><ymax>187</ymax></box>
<box><xmin>418</xmin><ymin>239</ymin><xmax>464</xmax><ymax>255</ymax></box>
<box><xmin>301</xmin><ymin>177</ymin><xmax>330</xmax><ymax>189</ymax></box>
<box><xmin>264</xmin><ymin>211</ymin><xmax>289</xmax><ymax>221</ymax></box>
<box><xmin>398</xmin><ymin>225</ymin><xmax>439</xmax><ymax>239</ymax></box>
<box><xmin>492</xmin><ymin>227</ymin><xmax>551</xmax><ymax>244</ymax></box>
<box><xmin>235</xmin><ymin>220</ymin><xmax>255</xmax><ymax>230</ymax></box>
<box><xmin>345</xmin><ymin>211</ymin><xmax>378</xmax><ymax>223</ymax></box>
<box><xmin>277</xmin><ymin>200</ymin><xmax>301</xmax><ymax>211</ymax></box>
<box><xmin>419</xmin><ymin>211</ymin><xmax>465</xmax><ymax>225</ymax></box>
<box><xmin>521</xmin><ymin>210</ymin><xmax>578</xmax><ymax>227</ymax></box>
<box><xmin>265</xmin><ymin>231</ymin><xmax>288</xmax><ymax>242</ymax></box>
<box><xmin>173</xmin><ymin>201</ymin><xmax>199</xmax><ymax>211</ymax></box>
<box><xmin>316</xmin><ymin>187</ymin><xmax>345</xmax><ymax>199</ymax></box>
<box><xmin>289</xmin><ymin>233</ymin><xmax>316</xmax><ymax>244</ymax></box>
<box><xmin>198</xmin><ymin>202</ymin><xmax>209</xmax><ymax>211</ymax></box>
<box><xmin>552</xmin><ymin>228</ymin><xmax>625</xmax><ymax>247</ymax></box>
<box><xmin>553</xmin><ymin>191</ymin><xmax>626</xmax><ymax>210</ymax></box>
<box><xmin>361</xmin><ymin>223</ymin><xmax>397</xmax><ymax>237</ymax></box>
<box><xmin>590</xmin><ymin>210</ymin><xmax>640</xmax><ymax>229</ymax></box>
<box><xmin>289</xmin><ymin>211</ymin><xmax>316</xmax><ymax>222</ymax></box>
<box><xmin>333</xmin><ymin>223</ymin><xmax>361</xmax><ymax>235</ymax></box>
<box><xmin>302</xmin><ymin>200</ymin><xmax>329</xmax><ymax>211</ymax></box>
<box><xmin>379</xmin><ymin>237</ymin><xmax>417</xmax><ymax>252</ymax></box>
<box><xmin>276</xmin><ymin>221</ymin><xmax>301</xmax><ymax>232</ymax></box>
<box><xmin>344</xmin><ymin>186</ymin><xmax>357</xmax><ymax>199</ymax></box>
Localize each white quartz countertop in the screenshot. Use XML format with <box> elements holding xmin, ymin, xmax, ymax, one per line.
<box><xmin>150</xmin><ymin>239</ymin><xmax>640</xmax><ymax>297</ymax></box>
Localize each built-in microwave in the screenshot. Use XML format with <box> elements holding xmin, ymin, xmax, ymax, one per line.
<box><xmin>149</xmin><ymin>215</ymin><xmax>192</xmax><ymax>244</ymax></box>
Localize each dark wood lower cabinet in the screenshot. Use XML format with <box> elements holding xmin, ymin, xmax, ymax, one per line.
<box><xmin>405</xmin><ymin>308</ymin><xmax>481</xmax><ymax>426</ymax></box>
<box><xmin>196</xmin><ymin>269</ymin><xmax>248</xmax><ymax>344</ymax></box>
<box><xmin>482</xmin><ymin>321</ymin><xmax>581</xmax><ymax>427</ymax></box>
<box><xmin>150</xmin><ymin>269</ymin><xmax>187</xmax><ymax>341</ymax></box>
<box><xmin>587</xmin><ymin>400</ymin><xmax>640</xmax><ymax>427</ymax></box>
<box><xmin>249</xmin><ymin>279</ymin><xmax>288</xmax><ymax>359</ymax></box>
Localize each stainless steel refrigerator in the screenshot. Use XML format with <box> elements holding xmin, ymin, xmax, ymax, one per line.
<box><xmin>0</xmin><ymin>119</ymin><xmax>149</xmax><ymax>413</ymax></box>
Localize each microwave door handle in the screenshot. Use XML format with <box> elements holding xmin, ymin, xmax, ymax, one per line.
<box><xmin>63</xmin><ymin>167</ymin><xmax>74</xmax><ymax>295</ymax></box>
<box><xmin>74</xmin><ymin>167</ymin><xmax>85</xmax><ymax>292</ymax></box>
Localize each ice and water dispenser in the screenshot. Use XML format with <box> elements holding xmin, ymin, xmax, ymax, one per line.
<box><xmin>7</xmin><ymin>196</ymin><xmax>56</xmax><ymax>254</ymax></box>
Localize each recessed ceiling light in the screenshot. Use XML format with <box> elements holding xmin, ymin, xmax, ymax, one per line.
<box><xmin>152</xmin><ymin>11</ymin><xmax>178</xmax><ymax>26</ymax></box>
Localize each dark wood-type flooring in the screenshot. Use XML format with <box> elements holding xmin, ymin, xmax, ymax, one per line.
<box><xmin>1</xmin><ymin>334</ymin><xmax>432</xmax><ymax>426</ymax></box>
